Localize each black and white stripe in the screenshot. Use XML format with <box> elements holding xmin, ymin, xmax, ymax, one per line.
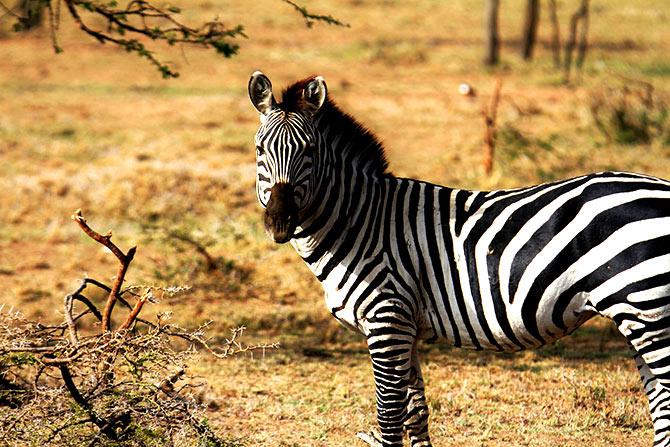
<box><xmin>249</xmin><ymin>72</ymin><xmax>670</xmax><ymax>447</ymax></box>
<box><xmin>255</xmin><ymin>111</ymin><xmax>315</xmax><ymax>209</ymax></box>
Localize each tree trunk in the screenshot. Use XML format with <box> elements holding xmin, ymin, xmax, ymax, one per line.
<box><xmin>564</xmin><ymin>0</ymin><xmax>590</xmax><ymax>82</ymax></box>
<box><xmin>521</xmin><ymin>0</ymin><xmax>540</xmax><ymax>60</ymax></box>
<box><xmin>575</xmin><ymin>0</ymin><xmax>590</xmax><ymax>70</ymax></box>
<box><xmin>484</xmin><ymin>0</ymin><xmax>500</xmax><ymax>66</ymax></box>
<box><xmin>548</xmin><ymin>0</ymin><xmax>561</xmax><ymax>68</ymax></box>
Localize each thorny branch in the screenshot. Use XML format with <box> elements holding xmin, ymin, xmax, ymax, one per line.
<box><xmin>0</xmin><ymin>210</ymin><xmax>277</xmax><ymax>445</ymax></box>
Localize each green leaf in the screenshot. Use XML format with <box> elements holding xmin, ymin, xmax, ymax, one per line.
<box><xmin>212</xmin><ymin>40</ymin><xmax>239</xmax><ymax>58</ymax></box>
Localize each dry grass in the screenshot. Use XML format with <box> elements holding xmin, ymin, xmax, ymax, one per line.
<box><xmin>1</xmin><ymin>0</ymin><xmax>669</xmax><ymax>445</ymax></box>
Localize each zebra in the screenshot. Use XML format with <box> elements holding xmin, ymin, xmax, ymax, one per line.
<box><xmin>247</xmin><ymin>71</ymin><xmax>670</xmax><ymax>447</ymax></box>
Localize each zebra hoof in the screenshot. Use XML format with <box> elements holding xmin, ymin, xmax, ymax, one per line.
<box><xmin>356</xmin><ymin>428</ymin><xmax>383</xmax><ymax>447</ymax></box>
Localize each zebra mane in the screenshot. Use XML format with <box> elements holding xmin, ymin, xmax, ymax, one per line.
<box><xmin>279</xmin><ymin>78</ymin><xmax>390</xmax><ymax>176</ymax></box>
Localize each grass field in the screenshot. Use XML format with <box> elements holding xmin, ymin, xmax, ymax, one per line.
<box><xmin>1</xmin><ymin>0</ymin><xmax>669</xmax><ymax>445</ymax></box>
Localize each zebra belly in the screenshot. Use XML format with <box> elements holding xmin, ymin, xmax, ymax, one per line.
<box><xmin>420</xmin><ymin>284</ymin><xmax>597</xmax><ymax>352</ymax></box>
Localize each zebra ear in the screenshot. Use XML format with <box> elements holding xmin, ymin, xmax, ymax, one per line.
<box><xmin>249</xmin><ymin>71</ymin><xmax>276</xmax><ymax>115</ymax></box>
<box><xmin>302</xmin><ymin>76</ymin><xmax>327</xmax><ymax>116</ymax></box>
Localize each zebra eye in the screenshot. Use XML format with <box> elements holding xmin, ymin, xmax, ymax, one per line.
<box><xmin>256</xmin><ymin>146</ymin><xmax>265</xmax><ymax>157</ymax></box>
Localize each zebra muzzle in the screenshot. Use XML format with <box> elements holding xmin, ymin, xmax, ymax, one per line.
<box><xmin>264</xmin><ymin>182</ymin><xmax>298</xmax><ymax>244</ymax></box>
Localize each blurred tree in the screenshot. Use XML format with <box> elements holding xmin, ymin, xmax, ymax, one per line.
<box><xmin>521</xmin><ymin>0</ymin><xmax>540</xmax><ymax>60</ymax></box>
<box><xmin>548</xmin><ymin>0</ymin><xmax>561</xmax><ymax>68</ymax></box>
<box><xmin>484</xmin><ymin>0</ymin><xmax>500</xmax><ymax>65</ymax></box>
<box><xmin>0</xmin><ymin>0</ymin><xmax>347</xmax><ymax>78</ymax></box>
<box><xmin>564</xmin><ymin>0</ymin><xmax>590</xmax><ymax>81</ymax></box>
<box><xmin>16</xmin><ymin>0</ymin><xmax>42</xmax><ymax>30</ymax></box>
<box><xmin>484</xmin><ymin>0</ymin><xmax>590</xmax><ymax>80</ymax></box>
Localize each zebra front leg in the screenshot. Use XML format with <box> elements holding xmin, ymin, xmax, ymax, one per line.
<box><xmin>357</xmin><ymin>355</ymin><xmax>430</xmax><ymax>447</ymax></box>
<box><xmin>357</xmin><ymin>428</ymin><xmax>383</xmax><ymax>447</ymax></box>
<box><xmin>358</xmin><ymin>312</ymin><xmax>416</xmax><ymax>447</ymax></box>
<box><xmin>405</xmin><ymin>345</ymin><xmax>431</xmax><ymax>447</ymax></box>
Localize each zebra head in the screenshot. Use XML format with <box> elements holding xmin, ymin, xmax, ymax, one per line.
<box><xmin>248</xmin><ymin>71</ymin><xmax>327</xmax><ymax>244</ymax></box>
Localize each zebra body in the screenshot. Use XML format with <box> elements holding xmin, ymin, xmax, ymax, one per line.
<box><xmin>295</xmin><ymin>172</ymin><xmax>670</xmax><ymax>354</ymax></box>
<box><xmin>248</xmin><ymin>72</ymin><xmax>670</xmax><ymax>447</ymax></box>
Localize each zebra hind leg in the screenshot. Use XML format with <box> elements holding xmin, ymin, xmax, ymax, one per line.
<box><xmin>633</xmin><ymin>351</ymin><xmax>670</xmax><ymax>447</ymax></box>
<box><xmin>610</xmin><ymin>309</ymin><xmax>670</xmax><ymax>445</ymax></box>
<box><xmin>596</xmin><ymin>280</ymin><xmax>670</xmax><ymax>446</ymax></box>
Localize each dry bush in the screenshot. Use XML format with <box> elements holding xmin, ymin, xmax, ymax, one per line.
<box><xmin>0</xmin><ymin>211</ymin><xmax>276</xmax><ymax>446</ymax></box>
<box><xmin>590</xmin><ymin>80</ymin><xmax>669</xmax><ymax>145</ymax></box>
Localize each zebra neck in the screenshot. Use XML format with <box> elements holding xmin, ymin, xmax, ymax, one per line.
<box><xmin>291</xmin><ymin>165</ymin><xmax>385</xmax><ymax>281</ymax></box>
<box><xmin>291</xmin><ymin>105</ymin><xmax>391</xmax><ymax>281</ymax></box>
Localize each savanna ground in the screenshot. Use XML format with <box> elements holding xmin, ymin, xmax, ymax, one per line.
<box><xmin>1</xmin><ymin>0</ymin><xmax>669</xmax><ymax>445</ymax></box>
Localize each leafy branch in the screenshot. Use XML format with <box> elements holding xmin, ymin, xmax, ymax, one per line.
<box><xmin>1</xmin><ymin>0</ymin><xmax>348</xmax><ymax>78</ymax></box>
<box><xmin>281</xmin><ymin>0</ymin><xmax>350</xmax><ymax>28</ymax></box>
<box><xmin>71</xmin><ymin>0</ymin><xmax>244</xmax><ymax>78</ymax></box>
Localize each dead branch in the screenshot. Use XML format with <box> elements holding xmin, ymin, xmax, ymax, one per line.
<box><xmin>118</xmin><ymin>290</ymin><xmax>150</xmax><ymax>330</ymax></box>
<box><xmin>182</xmin><ymin>325</ymin><xmax>280</xmax><ymax>359</ymax></box>
<box><xmin>164</xmin><ymin>229</ymin><xmax>219</xmax><ymax>272</ymax></box>
<box><xmin>59</xmin><ymin>364</ymin><xmax>118</xmax><ymax>439</ymax></box>
<box><xmin>63</xmin><ymin>294</ymin><xmax>78</xmax><ymax>345</ymax></box>
<box><xmin>71</xmin><ymin>210</ymin><xmax>136</xmax><ymax>333</ymax></box>
<box><xmin>158</xmin><ymin>368</ymin><xmax>186</xmax><ymax>396</ymax></box>
<box><xmin>71</xmin><ymin>210</ymin><xmax>126</xmax><ymax>262</ymax></box>
<box><xmin>481</xmin><ymin>78</ymin><xmax>503</xmax><ymax>175</ymax></box>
